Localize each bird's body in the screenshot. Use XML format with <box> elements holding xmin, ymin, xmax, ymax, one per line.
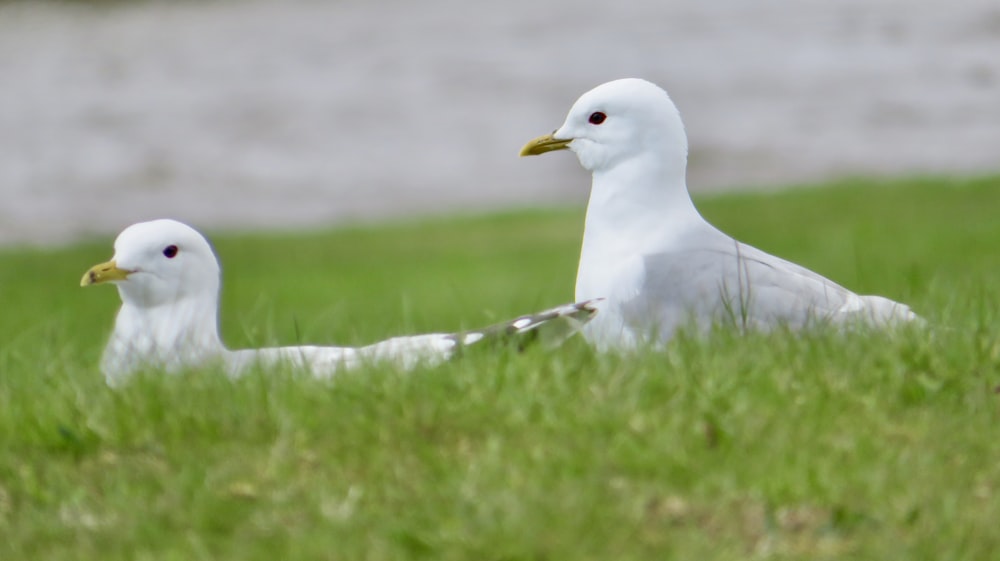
<box><xmin>83</xmin><ymin>219</ymin><xmax>597</xmax><ymax>385</ymax></box>
<box><xmin>101</xmin><ymin>302</ymin><xmax>458</xmax><ymax>384</ymax></box>
<box><xmin>522</xmin><ymin>78</ymin><xmax>916</xmax><ymax>349</ymax></box>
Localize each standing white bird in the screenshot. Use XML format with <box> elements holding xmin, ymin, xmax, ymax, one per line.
<box><xmin>520</xmin><ymin>78</ymin><xmax>917</xmax><ymax>349</ymax></box>
<box><xmin>81</xmin><ymin>219</ymin><xmax>597</xmax><ymax>385</ymax></box>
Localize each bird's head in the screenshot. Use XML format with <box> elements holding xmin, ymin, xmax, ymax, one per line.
<box><xmin>81</xmin><ymin>219</ymin><xmax>221</xmax><ymax>308</ymax></box>
<box><xmin>520</xmin><ymin>78</ymin><xmax>688</xmax><ymax>173</ymax></box>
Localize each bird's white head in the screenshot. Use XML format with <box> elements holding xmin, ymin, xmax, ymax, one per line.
<box><xmin>521</xmin><ymin>78</ymin><xmax>688</xmax><ymax>174</ymax></box>
<box><xmin>81</xmin><ymin>219</ymin><xmax>221</xmax><ymax>308</ymax></box>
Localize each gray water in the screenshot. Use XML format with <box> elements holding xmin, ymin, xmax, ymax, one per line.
<box><xmin>1</xmin><ymin>0</ymin><xmax>998</xmax><ymax>245</ymax></box>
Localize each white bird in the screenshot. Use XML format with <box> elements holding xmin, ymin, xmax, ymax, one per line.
<box><xmin>520</xmin><ymin>78</ymin><xmax>917</xmax><ymax>349</ymax></box>
<box><xmin>81</xmin><ymin>219</ymin><xmax>597</xmax><ymax>385</ymax></box>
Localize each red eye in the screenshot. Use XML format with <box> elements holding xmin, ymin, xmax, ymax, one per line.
<box><xmin>588</xmin><ymin>112</ymin><xmax>607</xmax><ymax>125</ymax></box>
<box><xmin>163</xmin><ymin>245</ymin><xmax>178</xmax><ymax>258</ymax></box>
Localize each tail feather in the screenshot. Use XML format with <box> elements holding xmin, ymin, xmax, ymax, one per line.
<box><xmin>844</xmin><ymin>294</ymin><xmax>922</xmax><ymax>325</ymax></box>
<box><xmin>452</xmin><ymin>299</ymin><xmax>601</xmax><ymax>351</ymax></box>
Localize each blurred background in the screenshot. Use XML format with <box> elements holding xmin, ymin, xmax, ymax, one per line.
<box><xmin>1</xmin><ymin>0</ymin><xmax>997</xmax><ymax>246</ymax></box>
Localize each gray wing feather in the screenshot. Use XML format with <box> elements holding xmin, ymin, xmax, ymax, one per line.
<box><xmin>621</xmin><ymin>227</ymin><xmax>903</xmax><ymax>340</ymax></box>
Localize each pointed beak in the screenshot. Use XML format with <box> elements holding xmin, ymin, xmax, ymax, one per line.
<box><xmin>519</xmin><ymin>132</ymin><xmax>572</xmax><ymax>157</ymax></box>
<box><xmin>80</xmin><ymin>260</ymin><xmax>132</xmax><ymax>287</ymax></box>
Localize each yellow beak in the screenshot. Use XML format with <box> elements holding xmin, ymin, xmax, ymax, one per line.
<box><xmin>80</xmin><ymin>260</ymin><xmax>132</xmax><ymax>287</ymax></box>
<box><xmin>519</xmin><ymin>132</ymin><xmax>572</xmax><ymax>157</ymax></box>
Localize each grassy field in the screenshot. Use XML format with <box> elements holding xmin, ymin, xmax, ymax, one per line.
<box><xmin>1</xmin><ymin>176</ymin><xmax>999</xmax><ymax>560</ymax></box>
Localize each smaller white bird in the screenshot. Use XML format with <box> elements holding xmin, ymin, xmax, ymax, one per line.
<box><xmin>521</xmin><ymin>78</ymin><xmax>918</xmax><ymax>349</ymax></box>
<box><xmin>81</xmin><ymin>219</ymin><xmax>597</xmax><ymax>386</ymax></box>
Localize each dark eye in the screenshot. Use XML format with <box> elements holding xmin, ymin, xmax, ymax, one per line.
<box><xmin>588</xmin><ymin>111</ymin><xmax>607</xmax><ymax>125</ymax></box>
<box><xmin>163</xmin><ymin>245</ymin><xmax>179</xmax><ymax>259</ymax></box>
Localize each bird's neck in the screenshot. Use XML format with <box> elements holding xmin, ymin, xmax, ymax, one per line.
<box><xmin>576</xmin><ymin>153</ymin><xmax>703</xmax><ymax>301</ymax></box>
<box><xmin>102</xmin><ymin>295</ymin><xmax>226</xmax><ymax>381</ymax></box>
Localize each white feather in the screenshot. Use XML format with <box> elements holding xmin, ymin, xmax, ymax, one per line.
<box><xmin>531</xmin><ymin>78</ymin><xmax>919</xmax><ymax>348</ymax></box>
<box><xmin>89</xmin><ymin>219</ymin><xmax>599</xmax><ymax>385</ymax></box>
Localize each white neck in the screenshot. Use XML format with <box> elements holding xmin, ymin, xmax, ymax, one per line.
<box><xmin>102</xmin><ymin>294</ymin><xmax>226</xmax><ymax>383</ymax></box>
<box><xmin>575</xmin><ymin>152</ymin><xmax>704</xmax><ymax>301</ymax></box>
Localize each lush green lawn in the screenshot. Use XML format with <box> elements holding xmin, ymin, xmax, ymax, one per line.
<box><xmin>1</xmin><ymin>176</ymin><xmax>999</xmax><ymax>560</ymax></box>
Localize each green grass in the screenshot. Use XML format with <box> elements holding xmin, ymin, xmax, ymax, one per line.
<box><xmin>1</xmin><ymin>175</ymin><xmax>999</xmax><ymax>560</ymax></box>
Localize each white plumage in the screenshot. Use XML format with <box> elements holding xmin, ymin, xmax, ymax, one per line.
<box><xmin>522</xmin><ymin>78</ymin><xmax>917</xmax><ymax>349</ymax></box>
<box><xmin>82</xmin><ymin>219</ymin><xmax>597</xmax><ymax>385</ymax></box>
